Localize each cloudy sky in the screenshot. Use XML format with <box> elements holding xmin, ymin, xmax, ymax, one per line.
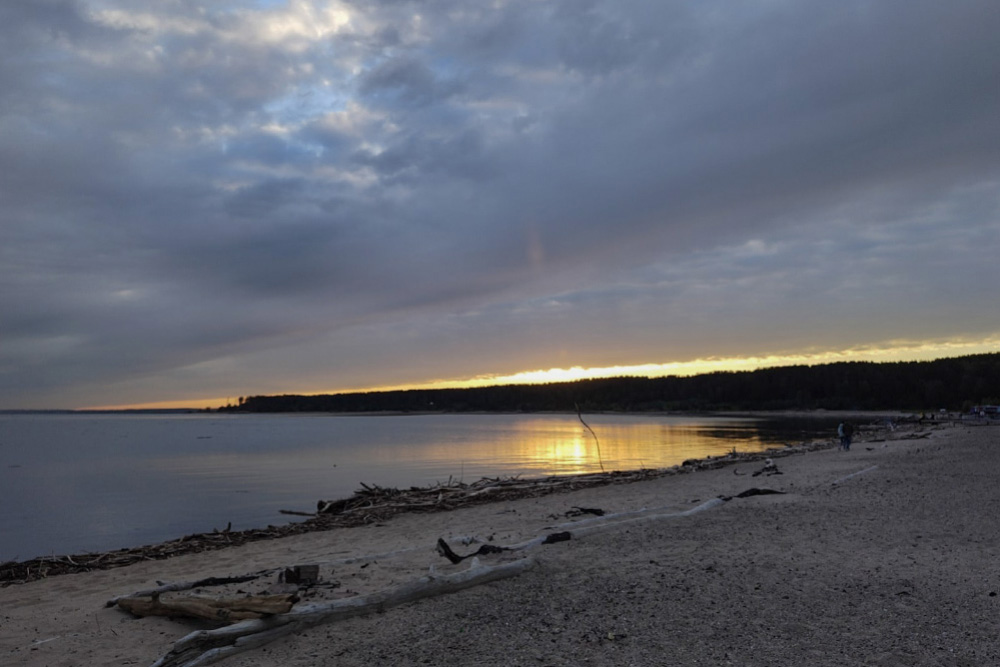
<box><xmin>2</xmin><ymin>0</ymin><xmax>999</xmax><ymax>409</ymax></box>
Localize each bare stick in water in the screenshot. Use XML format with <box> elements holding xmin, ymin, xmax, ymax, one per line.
<box><xmin>575</xmin><ymin>403</ymin><xmax>606</xmax><ymax>473</ymax></box>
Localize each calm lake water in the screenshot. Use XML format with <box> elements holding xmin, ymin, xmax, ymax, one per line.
<box><xmin>0</xmin><ymin>412</ymin><xmax>836</xmax><ymax>561</ymax></box>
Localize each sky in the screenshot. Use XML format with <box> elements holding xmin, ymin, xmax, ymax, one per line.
<box><xmin>2</xmin><ymin>0</ymin><xmax>999</xmax><ymax>410</ymax></box>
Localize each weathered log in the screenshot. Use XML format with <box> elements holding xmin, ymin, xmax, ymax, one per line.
<box><xmin>106</xmin><ymin>573</ymin><xmax>270</xmax><ymax>607</ymax></box>
<box><xmin>150</xmin><ymin>557</ymin><xmax>537</xmax><ymax>667</ymax></box>
<box><xmin>117</xmin><ymin>593</ymin><xmax>297</xmax><ymax>623</ymax></box>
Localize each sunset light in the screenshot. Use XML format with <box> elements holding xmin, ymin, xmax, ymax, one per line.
<box><xmin>82</xmin><ymin>336</ymin><xmax>1000</xmax><ymax>411</ymax></box>
<box><xmin>3</xmin><ymin>1</ymin><xmax>998</xmax><ymax>413</ymax></box>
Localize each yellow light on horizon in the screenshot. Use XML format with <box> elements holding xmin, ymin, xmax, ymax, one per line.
<box><xmin>370</xmin><ymin>337</ymin><xmax>1000</xmax><ymax>392</ymax></box>
<box><xmin>79</xmin><ymin>337</ymin><xmax>1000</xmax><ymax>411</ymax></box>
<box><xmin>79</xmin><ymin>397</ymin><xmax>224</xmax><ymax>412</ymax></box>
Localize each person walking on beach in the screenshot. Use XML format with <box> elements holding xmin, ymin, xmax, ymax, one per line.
<box><xmin>838</xmin><ymin>421</ymin><xmax>854</xmax><ymax>451</ymax></box>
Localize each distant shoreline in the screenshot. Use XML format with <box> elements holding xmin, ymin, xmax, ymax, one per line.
<box><xmin>0</xmin><ymin>407</ymin><xmax>920</xmax><ymax>418</ymax></box>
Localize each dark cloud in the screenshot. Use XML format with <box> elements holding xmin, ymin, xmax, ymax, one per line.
<box><xmin>359</xmin><ymin>56</ymin><xmax>464</xmax><ymax>107</ymax></box>
<box><xmin>1</xmin><ymin>0</ymin><xmax>999</xmax><ymax>407</ymax></box>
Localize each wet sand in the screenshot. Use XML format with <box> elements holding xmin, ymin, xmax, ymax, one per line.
<box><xmin>2</xmin><ymin>419</ymin><xmax>997</xmax><ymax>666</ymax></box>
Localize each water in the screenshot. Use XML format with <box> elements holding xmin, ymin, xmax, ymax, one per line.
<box><xmin>0</xmin><ymin>412</ymin><xmax>835</xmax><ymax>561</ymax></box>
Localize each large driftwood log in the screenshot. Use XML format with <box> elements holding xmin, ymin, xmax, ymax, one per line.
<box><xmin>117</xmin><ymin>593</ymin><xmax>297</xmax><ymax>623</ymax></box>
<box><xmin>106</xmin><ymin>573</ymin><xmax>271</xmax><ymax>608</ymax></box>
<box><xmin>150</xmin><ymin>557</ymin><xmax>537</xmax><ymax>667</ymax></box>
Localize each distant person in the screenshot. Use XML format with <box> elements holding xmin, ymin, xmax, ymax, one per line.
<box><xmin>838</xmin><ymin>422</ymin><xmax>853</xmax><ymax>451</ymax></box>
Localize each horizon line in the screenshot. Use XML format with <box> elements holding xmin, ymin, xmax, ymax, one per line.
<box><xmin>72</xmin><ymin>340</ymin><xmax>1000</xmax><ymax>412</ymax></box>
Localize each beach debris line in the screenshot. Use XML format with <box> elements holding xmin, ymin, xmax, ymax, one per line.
<box><xmin>310</xmin><ymin>442</ymin><xmax>822</xmax><ymax>522</ymax></box>
<box><xmin>314</xmin><ymin>469</ymin><xmax>668</xmax><ymax>519</ymax></box>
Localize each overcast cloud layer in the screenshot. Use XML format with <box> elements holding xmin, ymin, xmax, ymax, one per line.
<box><xmin>2</xmin><ymin>0</ymin><xmax>999</xmax><ymax>408</ymax></box>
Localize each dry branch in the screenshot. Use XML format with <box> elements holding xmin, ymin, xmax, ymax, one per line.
<box><xmin>106</xmin><ymin>573</ymin><xmax>271</xmax><ymax>608</ymax></box>
<box><xmin>575</xmin><ymin>404</ymin><xmax>606</xmax><ymax>473</ymax></box>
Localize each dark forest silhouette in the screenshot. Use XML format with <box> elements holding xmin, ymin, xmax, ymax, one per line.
<box><xmin>222</xmin><ymin>353</ymin><xmax>1000</xmax><ymax>414</ymax></box>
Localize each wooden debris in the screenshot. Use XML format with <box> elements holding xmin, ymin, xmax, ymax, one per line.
<box><xmin>279</xmin><ymin>565</ymin><xmax>319</xmax><ymax>585</ymax></box>
<box><xmin>752</xmin><ymin>458</ymin><xmax>782</xmax><ymax>477</ymax></box>
<box><xmin>567</xmin><ymin>506</ymin><xmax>605</xmax><ymax>517</ymax></box>
<box><xmin>149</xmin><ymin>558</ymin><xmax>537</xmax><ymax>667</ymax></box>
<box><xmin>718</xmin><ymin>488</ymin><xmax>788</xmax><ymax>501</ymax></box>
<box><xmin>541</xmin><ymin>531</ymin><xmax>572</xmax><ymax>544</ymax></box>
<box><xmin>734</xmin><ymin>487</ymin><xmax>786</xmax><ymax>499</ymax></box>
<box><xmin>106</xmin><ymin>573</ymin><xmax>270</xmax><ymax>608</ymax></box>
<box><xmin>435</xmin><ymin>538</ymin><xmax>508</xmax><ymax>564</ymax></box>
<box><xmin>117</xmin><ymin>593</ymin><xmax>297</xmax><ymax>623</ymax></box>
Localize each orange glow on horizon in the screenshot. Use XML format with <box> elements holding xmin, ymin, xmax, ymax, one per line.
<box><xmin>342</xmin><ymin>337</ymin><xmax>1000</xmax><ymax>393</ymax></box>
<box><xmin>80</xmin><ymin>337</ymin><xmax>1000</xmax><ymax>411</ymax></box>
<box><xmin>80</xmin><ymin>397</ymin><xmax>228</xmax><ymax>412</ymax></box>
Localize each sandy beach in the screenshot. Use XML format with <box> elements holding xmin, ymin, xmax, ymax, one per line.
<box><xmin>2</xmin><ymin>419</ymin><xmax>998</xmax><ymax>666</ymax></box>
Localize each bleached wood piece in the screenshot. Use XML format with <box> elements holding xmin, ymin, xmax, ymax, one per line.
<box><xmin>106</xmin><ymin>572</ymin><xmax>273</xmax><ymax>607</ymax></box>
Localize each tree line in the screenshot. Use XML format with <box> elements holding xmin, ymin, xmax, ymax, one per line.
<box><xmin>222</xmin><ymin>353</ymin><xmax>1000</xmax><ymax>414</ymax></box>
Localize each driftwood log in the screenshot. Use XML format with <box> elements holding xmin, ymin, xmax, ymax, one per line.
<box><xmin>149</xmin><ymin>557</ymin><xmax>537</xmax><ymax>667</ymax></box>
<box><xmin>117</xmin><ymin>593</ymin><xmax>297</xmax><ymax>623</ymax></box>
<box><xmin>106</xmin><ymin>573</ymin><xmax>271</xmax><ymax>608</ymax></box>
